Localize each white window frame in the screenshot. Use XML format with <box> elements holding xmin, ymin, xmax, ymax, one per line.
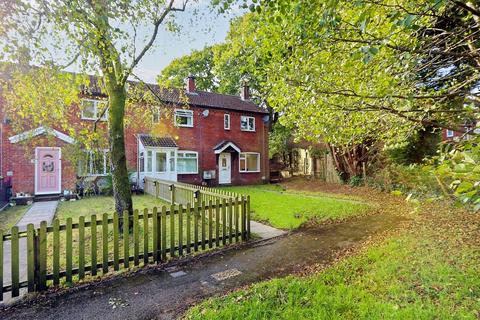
<box><xmin>446</xmin><ymin>129</ymin><xmax>454</xmax><ymax>138</ymax></box>
<box><xmin>224</xmin><ymin>114</ymin><xmax>231</xmax><ymax>130</ymax></box>
<box><xmin>240</xmin><ymin>116</ymin><xmax>255</xmax><ymax>132</ymax></box>
<box><xmin>152</xmin><ymin>107</ymin><xmax>161</xmax><ymax>124</ymax></box>
<box><xmin>174</xmin><ymin>109</ymin><xmax>194</xmax><ymax>127</ymax></box>
<box><xmin>239</xmin><ymin>152</ymin><xmax>260</xmax><ymax>173</ymax></box>
<box><xmin>81</xmin><ymin>99</ymin><xmax>108</xmax><ymax>121</ymax></box>
<box><xmin>146</xmin><ymin>150</ymin><xmax>153</xmax><ymax>173</ymax></box>
<box><xmin>80</xmin><ymin>149</ymin><xmax>110</xmax><ymax>176</ymax></box>
<box><xmin>177</xmin><ymin>151</ymin><xmax>199</xmax><ymax>174</ymax></box>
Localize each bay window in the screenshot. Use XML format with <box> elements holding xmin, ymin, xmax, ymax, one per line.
<box><xmin>177</xmin><ymin>151</ymin><xmax>198</xmax><ymax>174</ymax></box>
<box><xmin>239</xmin><ymin>152</ymin><xmax>260</xmax><ymax>173</ymax></box>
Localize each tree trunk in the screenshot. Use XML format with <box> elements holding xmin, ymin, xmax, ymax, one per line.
<box><xmin>107</xmin><ymin>85</ymin><xmax>133</xmax><ymax>219</ymax></box>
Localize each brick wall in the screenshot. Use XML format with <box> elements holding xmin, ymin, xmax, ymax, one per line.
<box><xmin>0</xmin><ymin>95</ymin><xmax>269</xmax><ymax>194</ymax></box>
<box><xmin>152</xmin><ymin>107</ymin><xmax>269</xmax><ymax>185</ymax></box>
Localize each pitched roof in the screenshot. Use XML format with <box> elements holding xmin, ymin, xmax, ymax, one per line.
<box><xmin>139</xmin><ymin>134</ymin><xmax>178</xmax><ymax>148</ymax></box>
<box><xmin>213</xmin><ymin>140</ymin><xmax>242</xmax><ymax>154</ymax></box>
<box><xmin>151</xmin><ymin>87</ymin><xmax>268</xmax><ymax>115</ymax></box>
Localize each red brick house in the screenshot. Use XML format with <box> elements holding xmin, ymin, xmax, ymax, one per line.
<box><xmin>0</xmin><ymin>76</ymin><xmax>269</xmax><ymax>199</ymax></box>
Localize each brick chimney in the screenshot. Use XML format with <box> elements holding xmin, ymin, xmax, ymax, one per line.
<box><xmin>186</xmin><ymin>75</ymin><xmax>196</xmax><ymax>93</ymax></box>
<box><xmin>240</xmin><ymin>83</ymin><xmax>250</xmax><ymax>101</ymax></box>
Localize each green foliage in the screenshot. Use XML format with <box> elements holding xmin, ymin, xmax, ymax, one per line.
<box><xmin>268</xmin><ymin>122</ymin><xmax>293</xmax><ymax>158</ymax></box>
<box><xmin>370</xmin><ymin>164</ymin><xmax>442</xmax><ymax>199</ymax></box>
<box><xmin>186</xmin><ymin>207</ymin><xmax>480</xmax><ymax>319</ymax></box>
<box><xmin>433</xmin><ymin>139</ymin><xmax>480</xmax><ymax>211</ymax></box>
<box><xmin>157</xmin><ymin>45</ymin><xmax>221</xmax><ymax>91</ymax></box>
<box><xmin>385</xmin><ymin>128</ymin><xmax>441</xmax><ymax>165</ymax></box>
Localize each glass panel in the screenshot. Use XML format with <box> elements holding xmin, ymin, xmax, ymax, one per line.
<box><xmin>91</xmin><ymin>152</ymin><xmax>105</xmax><ymax>175</ymax></box>
<box><xmin>224</xmin><ymin>114</ymin><xmax>230</xmax><ymax>129</ymax></box>
<box><xmin>146</xmin><ymin>151</ymin><xmax>153</xmax><ymax>172</ymax></box>
<box><xmin>170</xmin><ymin>151</ymin><xmax>175</xmax><ymax>172</ymax></box>
<box><xmin>81</xmin><ymin>100</ymin><xmax>96</xmax><ymax>119</ymax></box>
<box><xmin>156</xmin><ymin>152</ymin><xmax>167</xmax><ymax>172</ymax></box>
<box><xmin>248</xmin><ymin>117</ymin><xmax>255</xmax><ymax>130</ymax></box>
<box><xmin>240</xmin><ymin>117</ymin><xmax>248</xmax><ymax>130</ymax></box>
<box><xmin>177</xmin><ymin>152</ymin><xmax>198</xmax><ymax>173</ymax></box>
<box><xmin>152</xmin><ymin>108</ymin><xmax>160</xmax><ymax>123</ymax></box>
<box><xmin>139</xmin><ymin>152</ymin><xmax>145</xmax><ymax>173</ymax></box>
<box><xmin>97</xmin><ymin>101</ymin><xmax>108</xmax><ymax>120</ymax></box>
<box><xmin>246</xmin><ymin>154</ymin><xmax>259</xmax><ymax>171</ymax></box>
<box><xmin>42</xmin><ymin>155</ymin><xmax>55</xmax><ymax>173</ymax></box>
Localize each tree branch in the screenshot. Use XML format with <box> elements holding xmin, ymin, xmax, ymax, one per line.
<box><xmin>123</xmin><ymin>0</ymin><xmax>176</xmax><ymax>83</ymax></box>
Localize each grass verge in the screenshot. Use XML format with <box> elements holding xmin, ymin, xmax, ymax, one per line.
<box><xmin>223</xmin><ymin>184</ymin><xmax>370</xmax><ymax>229</ymax></box>
<box><xmin>185</xmin><ymin>203</ymin><xmax>480</xmax><ymax>319</ymax></box>
<box><xmin>0</xmin><ymin>205</ymin><xmax>30</xmax><ymax>234</ymax></box>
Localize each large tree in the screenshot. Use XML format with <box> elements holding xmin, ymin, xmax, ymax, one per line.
<box><xmin>0</xmin><ymin>0</ymin><xmax>227</xmax><ymax>217</ymax></box>
<box><xmin>213</xmin><ymin>0</ymin><xmax>480</xmax><ymax>180</ymax></box>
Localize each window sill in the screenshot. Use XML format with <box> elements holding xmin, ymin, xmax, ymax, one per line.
<box><xmin>178</xmin><ymin>172</ymin><xmax>199</xmax><ymax>175</ymax></box>
<box><xmin>240</xmin><ymin>129</ymin><xmax>255</xmax><ymax>132</ymax></box>
<box><xmin>239</xmin><ymin>171</ymin><xmax>260</xmax><ymax>173</ymax></box>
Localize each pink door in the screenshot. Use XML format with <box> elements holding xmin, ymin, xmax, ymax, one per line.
<box><xmin>36</xmin><ymin>148</ymin><xmax>61</xmax><ymax>194</ymax></box>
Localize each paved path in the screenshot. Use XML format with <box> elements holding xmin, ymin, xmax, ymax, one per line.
<box><xmin>250</xmin><ymin>221</ymin><xmax>286</xmax><ymax>239</ymax></box>
<box><xmin>3</xmin><ymin>201</ymin><xmax>58</xmax><ymax>303</ymax></box>
<box><xmin>0</xmin><ymin>213</ymin><xmax>405</xmax><ymax>320</ymax></box>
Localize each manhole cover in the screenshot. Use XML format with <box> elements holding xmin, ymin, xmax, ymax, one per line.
<box><xmin>169</xmin><ymin>270</ymin><xmax>187</xmax><ymax>278</ymax></box>
<box><xmin>211</xmin><ymin>268</ymin><xmax>242</xmax><ymax>281</ymax></box>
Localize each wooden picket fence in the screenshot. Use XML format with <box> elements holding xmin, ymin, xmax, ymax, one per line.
<box><xmin>144</xmin><ymin>177</ymin><xmax>236</xmax><ymax>205</ymax></box>
<box><xmin>1</xmin><ymin>183</ymin><xmax>250</xmax><ymax>300</ymax></box>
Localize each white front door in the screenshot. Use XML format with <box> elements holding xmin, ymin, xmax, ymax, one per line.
<box><xmin>218</xmin><ymin>153</ymin><xmax>231</xmax><ymax>184</ymax></box>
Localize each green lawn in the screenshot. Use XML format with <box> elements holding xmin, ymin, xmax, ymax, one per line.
<box><xmin>0</xmin><ymin>204</ymin><xmax>30</xmax><ymax>234</ymax></box>
<box><xmin>223</xmin><ymin>184</ymin><xmax>370</xmax><ymax>229</ymax></box>
<box><xmin>56</xmin><ymin>194</ymin><xmax>168</xmax><ymax>222</ymax></box>
<box><xmin>185</xmin><ymin>206</ymin><xmax>480</xmax><ymax>319</ymax></box>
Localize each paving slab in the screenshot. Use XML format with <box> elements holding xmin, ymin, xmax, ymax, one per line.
<box><xmin>250</xmin><ymin>221</ymin><xmax>286</xmax><ymax>239</ymax></box>
<box><xmin>2</xmin><ymin>201</ymin><xmax>58</xmax><ymax>303</ymax></box>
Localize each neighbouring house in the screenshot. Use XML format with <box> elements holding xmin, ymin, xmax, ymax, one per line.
<box><xmin>0</xmin><ymin>75</ymin><xmax>269</xmax><ymax>199</ymax></box>
<box><xmin>270</xmin><ymin>140</ymin><xmax>340</xmax><ymax>184</ymax></box>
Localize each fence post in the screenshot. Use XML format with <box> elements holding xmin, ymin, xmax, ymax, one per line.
<box><xmin>26</xmin><ymin>224</ymin><xmax>35</xmax><ymax>292</ymax></box>
<box><xmin>247</xmin><ymin>195</ymin><xmax>251</xmax><ymax>239</ymax></box>
<box><xmin>170</xmin><ymin>184</ymin><xmax>176</xmax><ymax>205</ymax></box>
<box><xmin>0</xmin><ymin>231</ymin><xmax>3</xmax><ymax>301</ymax></box>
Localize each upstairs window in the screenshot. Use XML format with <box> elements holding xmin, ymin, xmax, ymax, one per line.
<box><xmin>446</xmin><ymin>129</ymin><xmax>454</xmax><ymax>138</ymax></box>
<box><xmin>240</xmin><ymin>116</ymin><xmax>255</xmax><ymax>132</ymax></box>
<box><xmin>81</xmin><ymin>99</ymin><xmax>108</xmax><ymax>121</ymax></box>
<box><xmin>224</xmin><ymin>114</ymin><xmax>230</xmax><ymax>130</ymax></box>
<box><xmin>239</xmin><ymin>152</ymin><xmax>260</xmax><ymax>173</ymax></box>
<box><xmin>152</xmin><ymin>107</ymin><xmax>161</xmax><ymax>124</ymax></box>
<box><xmin>174</xmin><ymin>109</ymin><xmax>193</xmax><ymax>127</ymax></box>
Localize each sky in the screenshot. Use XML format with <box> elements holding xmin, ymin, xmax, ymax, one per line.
<box><xmin>131</xmin><ymin>1</ymin><xmax>245</xmax><ymax>83</ymax></box>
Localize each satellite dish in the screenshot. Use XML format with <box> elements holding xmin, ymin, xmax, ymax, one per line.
<box><xmin>202</xmin><ymin>109</ymin><xmax>210</xmax><ymax>117</ymax></box>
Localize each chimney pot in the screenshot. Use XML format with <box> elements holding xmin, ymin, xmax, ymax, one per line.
<box><xmin>186</xmin><ymin>75</ymin><xmax>196</xmax><ymax>93</ymax></box>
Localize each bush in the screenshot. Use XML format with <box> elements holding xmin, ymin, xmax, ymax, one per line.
<box><xmin>369</xmin><ymin>164</ymin><xmax>443</xmax><ymax>199</ymax></box>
